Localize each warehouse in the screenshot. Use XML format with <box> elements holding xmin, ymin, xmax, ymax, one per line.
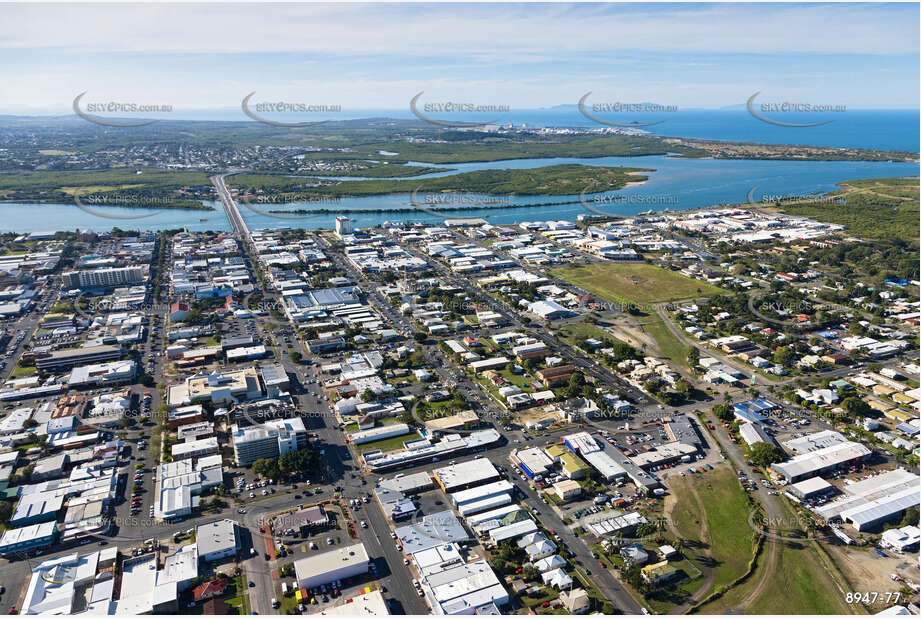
<box><xmin>396</xmin><ymin>511</ymin><xmax>470</xmax><ymax>555</ymax></box>
<box><xmin>585</xmin><ymin>512</ymin><xmax>648</xmax><ymax>537</ymax></box>
<box><xmin>458</xmin><ymin>494</ymin><xmax>514</xmax><ymax>516</ymax></box>
<box><xmin>630</xmin><ymin>442</ymin><xmax>698</xmax><ymax>470</ymax></box>
<box><xmin>508</xmin><ymin>447</ymin><xmax>554</xmax><ymax>479</ymax></box>
<box><xmin>814</xmin><ymin>468</ymin><xmax>919</xmax><ymax>526</ymax></box>
<box><xmin>349</xmin><ymin>423</ymin><xmax>411</xmax><ymax>445</ymax></box>
<box><xmin>433</xmin><ymin>459</ymin><xmax>500</xmax><ymax>493</ymax></box>
<box><xmin>450</xmin><ymin>480</ymin><xmax>514</xmax><ymax>508</ymax></box>
<box><xmin>739</xmin><ymin>422</ymin><xmax>775</xmax><ymax>447</ymax></box>
<box><xmin>294</xmin><ymin>543</ymin><xmax>369</xmax><ymax>589</ymax></box>
<box><xmin>771</xmin><ymin>441</ymin><xmax>871</xmax><ymax>483</ymax></box>
<box><xmin>789</xmin><ymin>477</ymin><xmax>836</xmax><ymax>501</ymax></box>
<box><xmin>488</xmin><ymin>518</ymin><xmax>538</xmax><ymax>543</ymax></box>
<box><xmin>840</xmin><ymin>487</ymin><xmax>920</xmax><ymax>531</ymax></box>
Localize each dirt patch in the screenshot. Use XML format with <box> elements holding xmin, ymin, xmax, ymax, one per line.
<box><xmin>827</xmin><ymin>544</ymin><xmax>916</xmax><ymax>595</ymax></box>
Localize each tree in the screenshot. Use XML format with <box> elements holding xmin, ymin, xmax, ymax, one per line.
<box><xmin>900</xmin><ymin>506</ymin><xmax>919</xmax><ymax>527</ymax></box>
<box><xmin>360</xmin><ymin>389</ymin><xmax>376</xmax><ymax>403</ymax></box>
<box><xmin>521</xmin><ymin>565</ymin><xmax>540</xmax><ymax>581</ymax></box>
<box><xmin>288</xmin><ymin>350</ymin><xmax>302</xmax><ymax>364</ymax></box>
<box><xmin>712</xmin><ymin>403</ymin><xmax>734</xmax><ymax>421</ymax></box>
<box><xmin>841</xmin><ymin>397</ymin><xmax>871</xmax><ymax>418</ymax></box>
<box><xmin>749</xmin><ymin>442</ymin><xmax>786</xmax><ymax>467</ymax></box>
<box><xmin>253</xmin><ymin>458</ymin><xmax>281</xmax><ymax>481</ymax></box>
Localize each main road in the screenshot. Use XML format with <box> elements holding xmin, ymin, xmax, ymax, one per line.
<box><xmin>214</xmin><ymin>177</ymin><xmax>430</xmax><ymax>615</ymax></box>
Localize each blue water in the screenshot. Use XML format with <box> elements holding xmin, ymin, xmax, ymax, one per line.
<box><xmin>2</xmin><ymin>155</ymin><xmax>914</xmax><ymax>233</ymax></box>
<box><xmin>78</xmin><ymin>108</ymin><xmax>920</xmax><ymax>152</ymax></box>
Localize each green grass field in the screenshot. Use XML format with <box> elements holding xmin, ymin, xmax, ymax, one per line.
<box><xmin>551</xmin><ymin>262</ymin><xmax>723</xmax><ymax>306</ymax></box>
<box><xmin>639</xmin><ymin>317</ymin><xmax>687</xmax><ymax>366</ymax></box>
<box><xmin>698</xmin><ymin>537</ymin><xmax>854</xmax><ymax>615</ymax></box>
<box><xmin>669</xmin><ymin>467</ymin><xmax>756</xmax><ymax>592</ymax></box>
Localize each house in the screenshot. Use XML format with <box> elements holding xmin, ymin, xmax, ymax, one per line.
<box><xmin>193</xmin><ymin>579</ymin><xmax>229</xmax><ymax>602</ymax></box>
<box><xmin>560</xmin><ymin>588</ymin><xmax>591</xmax><ymax>614</ymax></box>
<box><xmin>620</xmin><ymin>542</ymin><xmax>649</xmax><ymax>565</ymax></box>
<box><xmin>641</xmin><ymin>560</ymin><xmax>679</xmax><ymax>585</ymax></box>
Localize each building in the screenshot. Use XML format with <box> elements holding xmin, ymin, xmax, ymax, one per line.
<box><xmin>880</xmin><ymin>526</ymin><xmax>921</xmax><ymax>553</ymax></box>
<box><xmin>318</xmin><ymin>590</ymin><xmax>389</xmax><ymax>616</ymax></box>
<box><xmin>231</xmin><ymin>416</ymin><xmax>307</xmax><ymax>466</ymax></box>
<box><xmin>641</xmin><ymin>560</ymin><xmax>679</xmax><ymax>585</ymax></box>
<box><xmin>396</xmin><ymin>511</ymin><xmax>471</xmax><ymax>555</ymax></box>
<box><xmin>0</xmin><ymin>521</ymin><xmax>57</xmax><ymax>554</ymax></box>
<box><xmin>560</xmin><ymin>588</ymin><xmax>591</xmax><ymax>614</ymax></box>
<box><xmin>62</xmin><ymin>266</ymin><xmax>147</xmax><ymax>289</ymax></box>
<box><xmin>172</xmin><ymin>436</ymin><xmax>219</xmax><ymax>461</ymax></box>
<box><xmin>35</xmin><ymin>344</ymin><xmax>122</xmax><ymax>373</ymax></box>
<box><xmin>814</xmin><ymin>469</ymin><xmax>920</xmax><ymax>531</ymax></box>
<box><xmin>335</xmin><ymin>216</ymin><xmax>353</xmax><ymax>237</ymax></box>
<box><xmin>508</xmin><ymin>447</ymin><xmax>554</xmax><ymax>479</ymax></box>
<box><xmin>739</xmin><ymin>422</ymin><xmax>775</xmax><ymax>447</ymax></box>
<box><xmin>349</xmin><ymin>423</ymin><xmax>411</xmax><ymax>445</ymax></box>
<box><xmin>771</xmin><ymin>440</ymin><xmax>871</xmax><ymax>483</ymax></box>
<box><xmin>433</xmin><ymin>459</ymin><xmax>500</xmax><ymax>493</ymax></box>
<box><xmin>196</xmin><ymin>519</ymin><xmax>239</xmax><ymax>562</ymax></box>
<box><xmin>553</xmin><ymin>479</ymin><xmax>582</xmax><ymax>502</ymax></box>
<box><xmin>294</xmin><ymin>543</ymin><xmax>369</xmax><ymax>589</ymax></box>
<box><xmin>789</xmin><ymin>477</ymin><xmax>835</xmax><ymax>500</ymax></box>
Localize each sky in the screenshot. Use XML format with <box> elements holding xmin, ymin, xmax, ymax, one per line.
<box><xmin>0</xmin><ymin>2</ymin><xmax>918</xmax><ymax>116</ymax></box>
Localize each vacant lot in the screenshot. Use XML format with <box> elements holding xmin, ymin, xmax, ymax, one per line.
<box><xmin>551</xmin><ymin>263</ymin><xmax>723</xmax><ymax>306</ymax></box>
<box><xmin>668</xmin><ymin>467</ymin><xmax>756</xmax><ymax>593</ymax></box>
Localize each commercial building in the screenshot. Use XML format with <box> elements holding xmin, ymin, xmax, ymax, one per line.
<box><xmin>0</xmin><ymin>520</ymin><xmax>57</xmax><ymax>554</ymax></box>
<box><xmin>433</xmin><ymin>459</ymin><xmax>501</xmax><ymax>493</ymax></box>
<box><xmin>508</xmin><ymin>447</ymin><xmax>554</xmax><ymax>480</ymax></box>
<box><xmin>561</xmin><ymin>432</ymin><xmax>628</xmax><ymax>481</ymax></box>
<box><xmin>584</xmin><ymin>512</ymin><xmax>648</xmax><ymax>537</ymax></box>
<box><xmin>294</xmin><ymin>543</ymin><xmax>369</xmax><ymax>589</ymax></box>
<box><xmin>349</xmin><ymin>423</ymin><xmax>411</xmax><ymax>445</ymax></box>
<box><xmin>172</xmin><ymin>436</ymin><xmax>219</xmax><ymax>461</ymax></box>
<box><xmin>880</xmin><ymin>526</ymin><xmax>921</xmax><ymax>553</ymax></box>
<box><xmin>62</xmin><ymin>266</ymin><xmax>147</xmax><ymax>289</ymax></box>
<box><xmin>553</xmin><ymin>479</ymin><xmax>582</xmax><ymax>502</ymax></box>
<box><xmin>196</xmin><ymin>519</ymin><xmax>239</xmax><ymax>562</ymax></box>
<box><xmin>363</xmin><ymin>429</ymin><xmax>502</xmax><ymax>472</ymax></box>
<box><xmin>396</xmin><ymin>511</ymin><xmax>470</xmax><ymax>555</ymax></box>
<box><xmin>231</xmin><ymin>416</ymin><xmax>307</xmax><ymax>466</ymax></box>
<box><xmin>35</xmin><ymin>344</ymin><xmax>122</xmax><ymax>373</ymax></box>
<box><xmin>630</xmin><ymin>442</ymin><xmax>699</xmax><ymax>470</ymax></box>
<box><xmin>318</xmin><ymin>590</ymin><xmax>389</xmax><ymax>616</ymax></box>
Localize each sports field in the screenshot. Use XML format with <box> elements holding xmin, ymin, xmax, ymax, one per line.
<box><xmin>551</xmin><ymin>262</ymin><xmax>723</xmax><ymax>306</ymax></box>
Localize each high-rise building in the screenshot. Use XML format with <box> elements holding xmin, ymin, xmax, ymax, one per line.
<box><xmin>334</xmin><ymin>216</ymin><xmax>353</xmax><ymax>237</ymax></box>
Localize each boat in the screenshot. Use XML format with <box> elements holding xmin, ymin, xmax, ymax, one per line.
<box><xmin>199</xmin><ymin>218</ymin><xmax>208</xmax><ymax>222</ymax></box>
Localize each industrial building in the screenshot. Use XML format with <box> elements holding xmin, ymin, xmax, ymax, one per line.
<box><xmin>396</xmin><ymin>511</ymin><xmax>471</xmax><ymax>555</ymax></box>
<box><xmin>789</xmin><ymin>477</ymin><xmax>836</xmax><ymax>501</ymax></box>
<box><xmin>771</xmin><ymin>439</ymin><xmax>871</xmax><ymax>483</ymax></box>
<box><xmin>294</xmin><ymin>543</ymin><xmax>370</xmax><ymax>590</ymax></box>
<box><xmin>433</xmin><ymin>459</ymin><xmax>500</xmax><ymax>493</ymax></box>
<box><xmin>814</xmin><ymin>469</ymin><xmax>920</xmax><ymax>531</ymax></box>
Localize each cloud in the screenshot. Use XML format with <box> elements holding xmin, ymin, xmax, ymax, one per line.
<box><xmin>0</xmin><ymin>3</ymin><xmax>916</xmax><ymax>56</ymax></box>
